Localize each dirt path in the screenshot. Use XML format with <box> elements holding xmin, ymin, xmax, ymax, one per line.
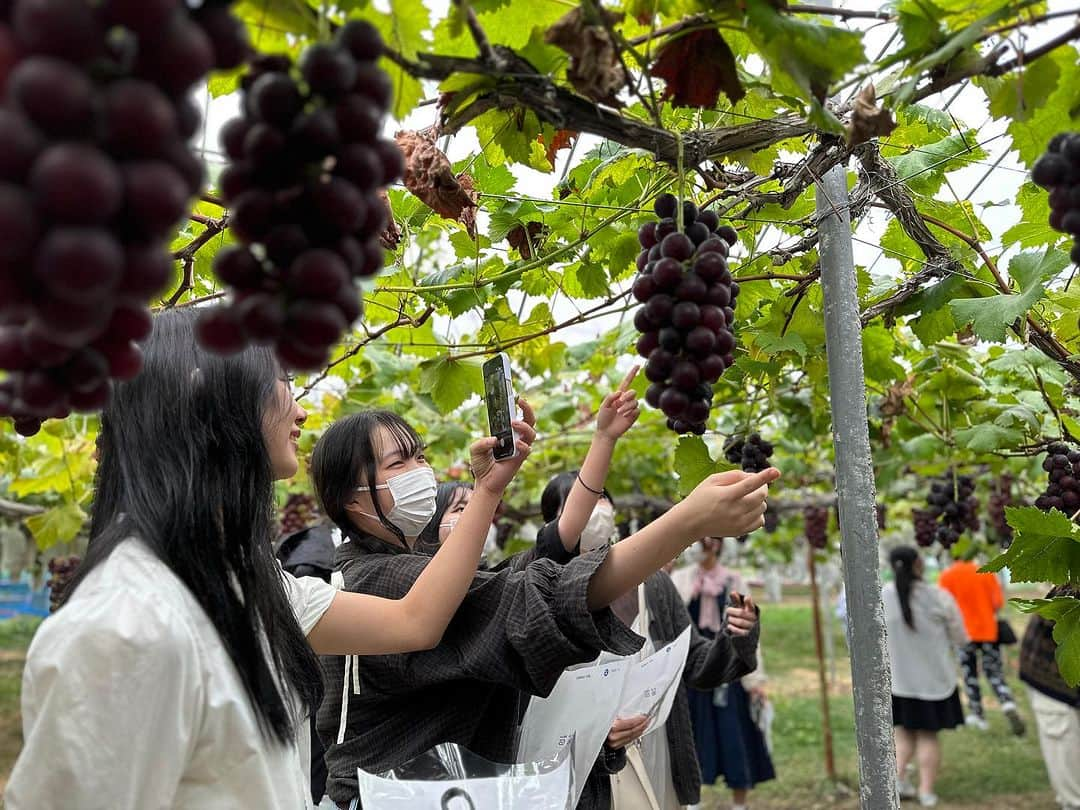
<box><xmin>702</xmin><ymin>790</ymin><xmax>1060</xmax><ymax>810</ymax></box>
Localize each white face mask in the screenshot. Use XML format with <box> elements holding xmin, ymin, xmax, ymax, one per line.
<box><xmin>686</xmin><ymin>541</ymin><xmax>707</xmax><ymax>564</ymax></box>
<box><xmin>483</xmin><ymin>523</ymin><xmax>499</xmax><ymax>555</ymax></box>
<box><xmin>357</xmin><ymin>467</ymin><xmax>438</xmax><ymax>538</ymax></box>
<box><xmin>580</xmin><ymin>503</ymin><xmax>616</xmax><ymax>553</ymax></box>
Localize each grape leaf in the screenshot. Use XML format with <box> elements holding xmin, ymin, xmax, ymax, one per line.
<box><xmin>846</xmin><ymin>84</ymin><xmax>896</xmax><ymax>147</ymax></box>
<box><xmin>949</xmin><ymin>259</ymin><xmax>1045</xmax><ymax>343</ymax></box>
<box><xmin>540</xmin><ymin>130</ymin><xmax>579</xmax><ymax>168</ymax></box>
<box><xmin>650</xmin><ymin>28</ymin><xmax>744</xmax><ymax>109</ymax></box>
<box><xmin>673</xmin><ymin>436</ymin><xmax>723</xmax><ymax>496</ymax></box>
<box><xmin>545</xmin><ymin>7</ymin><xmax>625</xmax><ymax>106</ymax></box>
<box><xmin>952</xmin><ymin>423</ymin><xmax>1023</xmax><ymax>452</ymax></box>
<box><xmin>1013</xmin><ymin>596</ymin><xmax>1080</xmax><ymax>686</ymax></box>
<box><xmin>396</xmin><ymin>131</ymin><xmax>480</xmax><ymax>237</ymax></box>
<box><xmin>982</xmin><ymin>507</ymin><xmax>1080</xmax><ymax>583</ymax></box>
<box><xmin>25</xmin><ymin>502</ymin><xmax>87</xmax><ymax>549</ymax></box>
<box><xmin>418</xmin><ymin>357</ymin><xmax>483</xmax><ymax>412</ymax></box>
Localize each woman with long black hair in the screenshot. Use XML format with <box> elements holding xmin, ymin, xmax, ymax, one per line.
<box><xmin>312</xmin><ymin>386</ymin><xmax>779</xmax><ymax>808</ymax></box>
<box><xmin>884</xmin><ymin>546</ymin><xmax>969</xmax><ymax>808</ymax></box>
<box><xmin>6</xmin><ymin>307</ymin><xmax>536</xmax><ymax>809</ymax></box>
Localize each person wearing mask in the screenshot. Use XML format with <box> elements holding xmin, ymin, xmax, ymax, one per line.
<box><xmin>311</xmin><ymin>382</ymin><xmax>781</xmax><ymax>808</ymax></box>
<box><xmin>671</xmin><ymin>538</ymin><xmax>773</xmax><ymax>810</ymax></box>
<box><xmin>1019</xmin><ymin>585</ymin><xmax>1080</xmax><ymax>810</ymax></box>
<box><xmin>6</xmin><ymin>308</ymin><xmax>537</xmax><ymax>809</ymax></box>
<box><xmin>539</xmin><ymin>479</ymin><xmax>761</xmax><ymax>810</ymax></box>
<box><xmin>938</xmin><ymin>550</ymin><xmax>1024</xmax><ymax>734</ymax></box>
<box><xmin>884</xmin><ymin>546</ymin><xmax>969</xmax><ymax>808</ymax></box>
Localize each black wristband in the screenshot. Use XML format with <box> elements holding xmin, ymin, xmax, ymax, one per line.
<box><xmin>577</xmin><ymin>473</ymin><xmax>604</xmax><ymax>496</ymax></box>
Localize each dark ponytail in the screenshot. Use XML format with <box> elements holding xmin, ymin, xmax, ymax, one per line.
<box><xmin>890</xmin><ymin>546</ymin><xmax>920</xmax><ymax>630</ymax></box>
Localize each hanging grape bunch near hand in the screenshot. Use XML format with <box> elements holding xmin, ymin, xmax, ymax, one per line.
<box><xmin>724</xmin><ymin>433</ymin><xmax>774</xmax><ymax>541</ymax></box>
<box><xmin>198</xmin><ymin>20</ymin><xmax>404</xmax><ymax>371</ymax></box>
<box><xmin>47</xmin><ymin>554</ymin><xmax>81</xmax><ymax>613</ymax></box>
<box><xmin>1031</xmin><ymin>133</ymin><xmax>1080</xmax><ymax>267</ymax></box>
<box><xmin>924</xmin><ymin>474</ymin><xmax>979</xmax><ymax>549</ymax></box>
<box><xmin>1035</xmin><ymin>442</ymin><xmax>1080</xmax><ymax>518</ymax></box>
<box><xmin>633</xmin><ymin>192</ymin><xmax>740</xmax><ymax>435</ymax></box>
<box><xmin>0</xmin><ymin>0</ymin><xmax>248</xmax><ymax>436</ymax></box>
<box><xmin>804</xmin><ymin>506</ymin><xmax>829</xmax><ymax>550</ymax></box>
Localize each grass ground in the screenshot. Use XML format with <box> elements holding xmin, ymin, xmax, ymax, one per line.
<box><xmin>0</xmin><ymin>599</ymin><xmax>1059</xmax><ymax>808</ymax></box>
<box><xmin>699</xmin><ymin>599</ymin><xmax>1057</xmax><ymax>810</ymax></box>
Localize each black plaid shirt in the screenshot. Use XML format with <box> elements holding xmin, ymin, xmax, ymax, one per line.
<box><xmin>316</xmin><ymin>523</ymin><xmax>644</xmax><ymax>806</ymax></box>
<box><xmin>576</xmin><ymin>571</ymin><xmax>760</xmax><ymax>810</ymax></box>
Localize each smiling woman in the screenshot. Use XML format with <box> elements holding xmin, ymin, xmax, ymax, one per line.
<box><xmin>4</xmin><ymin>307</ymin><xmax>538</xmax><ymax>810</ymax></box>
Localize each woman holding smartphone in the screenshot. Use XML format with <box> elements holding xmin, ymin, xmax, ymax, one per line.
<box><xmin>311</xmin><ymin>371</ymin><xmax>780</xmax><ymax>808</ymax></box>
<box><xmin>6</xmin><ymin>308</ymin><xmax>535</xmax><ymax>810</ymax></box>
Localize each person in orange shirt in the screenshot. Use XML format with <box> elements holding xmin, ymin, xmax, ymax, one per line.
<box><xmin>938</xmin><ymin>551</ymin><xmax>1024</xmax><ymax>735</ymax></box>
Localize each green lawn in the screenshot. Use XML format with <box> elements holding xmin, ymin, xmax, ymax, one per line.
<box><xmin>699</xmin><ymin>602</ymin><xmax>1057</xmax><ymax>809</ymax></box>
<box><xmin>0</xmin><ymin>605</ymin><xmax>1061</xmax><ymax>808</ymax></box>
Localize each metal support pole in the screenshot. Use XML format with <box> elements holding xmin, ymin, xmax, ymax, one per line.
<box><xmin>816</xmin><ymin>163</ymin><xmax>898</xmax><ymax>809</ymax></box>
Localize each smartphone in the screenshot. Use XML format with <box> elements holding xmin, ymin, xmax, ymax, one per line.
<box><xmin>483</xmin><ymin>353</ymin><xmax>518</xmax><ymax>461</ymax></box>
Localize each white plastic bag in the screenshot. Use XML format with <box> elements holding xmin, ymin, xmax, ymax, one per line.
<box><xmin>357</xmin><ymin>742</ymin><xmax>574</xmax><ymax>810</ymax></box>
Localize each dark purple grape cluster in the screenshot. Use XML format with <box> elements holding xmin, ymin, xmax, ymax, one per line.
<box><xmin>763</xmin><ymin>507</ymin><xmax>779</xmax><ymax>534</ymax></box>
<box><xmin>634</xmin><ymin>193</ymin><xmax>740</xmax><ymax>435</ymax></box>
<box><xmin>723</xmin><ymin>432</ymin><xmax>774</xmax><ymax>472</ymax></box>
<box><xmin>804</xmin><ymin>506</ymin><xmax>828</xmax><ymax>550</ymax></box>
<box><xmin>925</xmin><ymin>475</ymin><xmax>979</xmax><ymax>549</ymax></box>
<box><xmin>1035</xmin><ymin>442</ymin><xmax>1080</xmax><ymax>517</ymax></box>
<box><xmin>987</xmin><ymin>474</ymin><xmax>1015</xmax><ymax>548</ymax></box>
<box><xmin>280</xmin><ymin>492</ymin><xmax>319</xmax><ymax>536</ymax></box>
<box><xmin>0</xmin><ymin>0</ymin><xmax>246</xmax><ymax>436</ymax></box>
<box><xmin>198</xmin><ymin>20</ymin><xmax>404</xmax><ymax>372</ymax></box>
<box><xmin>1031</xmin><ymin>133</ymin><xmax>1080</xmax><ymax>266</ymax></box>
<box><xmin>913</xmin><ymin>508</ymin><xmax>936</xmax><ymax>548</ymax></box>
<box><xmin>46</xmin><ymin>553</ymin><xmax>80</xmax><ymax>612</ymax></box>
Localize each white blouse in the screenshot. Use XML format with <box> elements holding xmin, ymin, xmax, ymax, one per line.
<box><xmin>6</xmin><ymin>539</ymin><xmax>338</xmax><ymax>809</ymax></box>
<box><xmin>883</xmin><ymin>580</ymin><xmax>969</xmax><ymax>701</ymax></box>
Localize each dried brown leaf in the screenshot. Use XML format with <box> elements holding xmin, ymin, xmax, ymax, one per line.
<box><xmin>545</xmin><ymin>7</ymin><xmax>625</xmax><ymax>107</ymax></box>
<box><xmin>651</xmin><ymin>28</ymin><xmax>744</xmax><ymax>108</ymax></box>
<box><xmin>539</xmin><ymin>129</ymin><xmax>579</xmax><ymax>168</ymax></box>
<box><xmin>377</xmin><ymin>189</ymin><xmax>400</xmax><ymax>250</ymax></box>
<box><xmin>506</xmin><ymin>221</ymin><xmax>547</xmax><ymax>258</ymax></box>
<box><xmin>846</xmin><ymin>84</ymin><xmax>896</xmax><ymax>147</ymax></box>
<box><xmin>395</xmin><ymin>129</ymin><xmax>478</xmax><ymax>236</ymax></box>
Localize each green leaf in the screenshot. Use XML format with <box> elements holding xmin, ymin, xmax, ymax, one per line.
<box><xmin>949</xmin><ymin>258</ymin><xmax>1046</xmax><ymax>343</ymax></box>
<box><xmin>1013</xmin><ymin>596</ymin><xmax>1080</xmax><ymax>686</ymax></box>
<box><xmin>754</xmin><ymin>330</ymin><xmax>808</xmax><ymax>359</ymax></box>
<box><xmin>952</xmin><ymin>423</ymin><xmax>1023</xmax><ymax>453</ymax></box>
<box><xmin>418</xmin><ymin>357</ymin><xmax>483</xmax><ymax>412</ymax></box>
<box><xmin>982</xmin><ymin>507</ymin><xmax>1080</xmax><ymax>583</ymax></box>
<box><xmin>25</xmin><ymin>502</ymin><xmax>86</xmax><ymax>549</ymax></box>
<box><xmin>1010</xmin><ymin>248</ymin><xmax>1070</xmax><ymax>289</ymax></box>
<box><xmin>743</xmin><ymin>0</ymin><xmax>865</xmax><ymax>109</ymax></box>
<box><xmin>885</xmin><ymin>133</ymin><xmax>987</xmax><ymax>196</ymax></box>
<box><xmin>673</xmin><ymin>437</ymin><xmax>723</xmax><ymax>497</ymax></box>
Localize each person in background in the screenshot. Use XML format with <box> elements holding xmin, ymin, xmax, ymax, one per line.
<box><xmin>938</xmin><ymin>549</ymin><xmax>1025</xmax><ymax>735</ymax></box>
<box><xmin>884</xmin><ymin>546</ymin><xmax>968</xmax><ymax>808</ymax></box>
<box><xmin>538</xmin><ymin>480</ymin><xmax>761</xmax><ymax>810</ymax></box>
<box><xmin>1019</xmin><ymin>585</ymin><xmax>1080</xmax><ymax>810</ymax></box>
<box><xmin>312</xmin><ymin>380</ymin><xmax>780</xmax><ymax>808</ymax></box>
<box><xmin>672</xmin><ymin>537</ymin><xmax>773</xmax><ymax>810</ymax></box>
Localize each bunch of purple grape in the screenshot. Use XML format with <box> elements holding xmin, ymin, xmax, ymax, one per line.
<box><xmin>46</xmin><ymin>553</ymin><xmax>81</xmax><ymax>612</ymax></box>
<box><xmin>0</xmin><ymin>0</ymin><xmax>247</xmax><ymax>436</ymax></box>
<box><xmin>804</xmin><ymin>506</ymin><xmax>828</xmax><ymax>550</ymax></box>
<box><xmin>1035</xmin><ymin>442</ymin><xmax>1080</xmax><ymax>517</ymax></box>
<box><xmin>1031</xmin><ymin>133</ymin><xmax>1080</xmax><ymax>266</ymax></box>
<box><xmin>633</xmin><ymin>193</ymin><xmax>740</xmax><ymax>435</ymax></box>
<box><xmin>925</xmin><ymin>475</ymin><xmax>979</xmax><ymax>549</ymax></box>
<box><xmin>279</xmin><ymin>492</ymin><xmax>319</xmax><ymax>536</ymax></box>
<box><xmin>197</xmin><ymin>20</ymin><xmax>404</xmax><ymax>372</ymax></box>
<box><xmin>913</xmin><ymin>508</ymin><xmax>936</xmax><ymax>548</ymax></box>
<box><xmin>987</xmin><ymin>474</ymin><xmax>1015</xmax><ymax>548</ymax></box>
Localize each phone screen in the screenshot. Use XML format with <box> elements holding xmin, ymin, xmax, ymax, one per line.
<box><xmin>483</xmin><ymin>356</ymin><xmax>515</xmax><ymax>460</ymax></box>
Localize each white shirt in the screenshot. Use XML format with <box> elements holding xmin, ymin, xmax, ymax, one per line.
<box><xmin>6</xmin><ymin>539</ymin><xmax>338</xmax><ymax>809</ymax></box>
<box><xmin>883</xmin><ymin>580</ymin><xmax>969</xmax><ymax>700</ymax></box>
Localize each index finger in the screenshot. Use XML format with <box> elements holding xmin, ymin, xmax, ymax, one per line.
<box><xmin>516</xmin><ymin>397</ymin><xmax>536</xmax><ymax>426</ymax></box>
<box><xmin>617</xmin><ymin>365</ymin><xmax>640</xmax><ymax>393</ymax></box>
<box><xmin>726</xmin><ymin>467</ymin><xmax>780</xmax><ymax>498</ymax></box>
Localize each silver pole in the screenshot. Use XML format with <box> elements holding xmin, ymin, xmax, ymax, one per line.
<box><xmin>817</xmin><ymin>161</ymin><xmax>898</xmax><ymax>808</ymax></box>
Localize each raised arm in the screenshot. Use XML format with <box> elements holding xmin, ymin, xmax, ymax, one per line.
<box><xmin>558</xmin><ymin>367</ymin><xmax>640</xmax><ymax>551</ymax></box>
<box><xmin>586</xmin><ymin>468</ymin><xmax>779</xmax><ymax>610</ymax></box>
<box><xmin>308</xmin><ymin>402</ymin><xmax>537</xmax><ymax>656</ymax></box>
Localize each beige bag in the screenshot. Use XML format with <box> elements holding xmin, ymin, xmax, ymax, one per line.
<box><xmin>612</xmin><ymin>585</ymin><xmax>662</xmax><ymax>810</ymax></box>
